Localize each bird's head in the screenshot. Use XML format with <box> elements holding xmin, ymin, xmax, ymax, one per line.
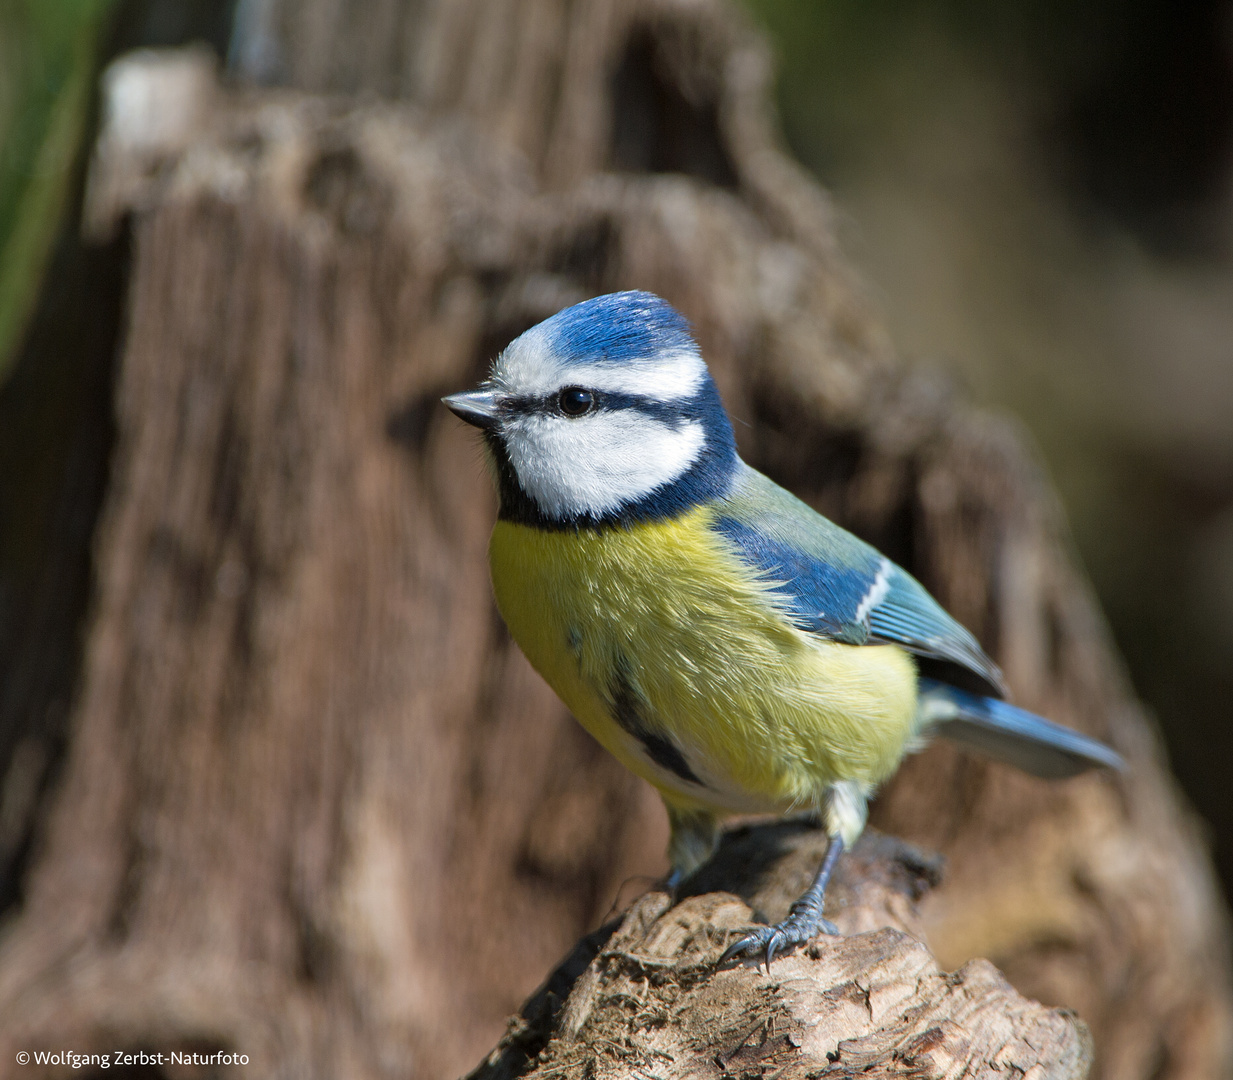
<box><xmin>444</xmin><ymin>291</ymin><xmax>738</xmax><ymax>527</ymax></box>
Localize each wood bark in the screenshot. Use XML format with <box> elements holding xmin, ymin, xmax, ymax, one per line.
<box><xmin>468</xmin><ymin>828</ymin><xmax>1093</xmax><ymax>1080</ymax></box>
<box><xmin>0</xmin><ymin>2</ymin><xmax>1229</xmax><ymax>1078</ymax></box>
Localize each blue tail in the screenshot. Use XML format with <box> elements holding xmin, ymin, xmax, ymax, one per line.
<box><xmin>918</xmin><ymin>678</ymin><xmax>1125</xmax><ymax>779</ymax></box>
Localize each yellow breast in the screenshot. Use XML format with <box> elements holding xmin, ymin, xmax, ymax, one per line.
<box><xmin>488</xmin><ymin>506</ymin><xmax>920</xmax><ymax>816</ymax></box>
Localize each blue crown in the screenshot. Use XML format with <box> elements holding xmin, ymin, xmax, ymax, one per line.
<box><xmin>541</xmin><ymin>291</ymin><xmax>696</xmax><ymax>364</ymax></box>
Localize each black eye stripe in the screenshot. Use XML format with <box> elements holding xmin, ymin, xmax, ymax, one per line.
<box><xmin>500</xmin><ymin>390</ymin><xmax>605</xmax><ymax>415</ymax></box>
<box><xmin>499</xmin><ymin>394</ymin><xmax>560</xmax><ymax>416</ymax></box>
<box><xmin>498</xmin><ymin>389</ymin><xmax>692</xmax><ymax>425</ymax></box>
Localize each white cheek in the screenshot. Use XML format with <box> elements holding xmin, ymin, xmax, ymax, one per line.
<box><xmin>504</xmin><ymin>412</ymin><xmax>706</xmax><ymax>518</ymax></box>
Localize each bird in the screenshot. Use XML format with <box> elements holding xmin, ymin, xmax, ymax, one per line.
<box><xmin>442</xmin><ymin>290</ymin><xmax>1123</xmax><ymax>966</ymax></box>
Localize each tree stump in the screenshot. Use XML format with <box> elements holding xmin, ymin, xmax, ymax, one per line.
<box><xmin>0</xmin><ymin>3</ymin><xmax>1228</xmax><ymax>1078</ymax></box>
<box><xmin>468</xmin><ymin>827</ymin><xmax>1093</xmax><ymax>1080</ymax></box>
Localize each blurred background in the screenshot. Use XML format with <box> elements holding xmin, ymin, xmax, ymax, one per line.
<box><xmin>742</xmin><ymin>0</ymin><xmax>1233</xmax><ymax>892</ymax></box>
<box><xmin>1</xmin><ymin>0</ymin><xmax>1231</xmax><ymax>913</ymax></box>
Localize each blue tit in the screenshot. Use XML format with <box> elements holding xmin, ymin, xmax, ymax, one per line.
<box><xmin>443</xmin><ymin>290</ymin><xmax>1123</xmax><ymax>966</ymax></box>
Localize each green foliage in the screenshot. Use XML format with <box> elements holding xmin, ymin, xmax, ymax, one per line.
<box><xmin>0</xmin><ymin>0</ymin><xmax>117</xmax><ymax>385</ymax></box>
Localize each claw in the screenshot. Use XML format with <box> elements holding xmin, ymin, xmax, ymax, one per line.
<box><xmin>718</xmin><ymin>916</ymin><xmax>839</xmax><ymax>969</ymax></box>
<box><xmin>765</xmin><ymin>933</ymin><xmax>782</xmax><ymax>968</ymax></box>
<box><xmin>718</xmin><ymin>932</ymin><xmax>763</xmax><ymax>968</ymax></box>
<box><xmin>717</xmin><ymin>834</ymin><xmax>847</xmax><ymax>968</ymax></box>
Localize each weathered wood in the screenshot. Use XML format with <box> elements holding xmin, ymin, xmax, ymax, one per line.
<box><xmin>469</xmin><ymin>829</ymin><xmax>1091</xmax><ymax>1080</ymax></box>
<box><xmin>0</xmin><ymin>1</ymin><xmax>1229</xmax><ymax>1077</ymax></box>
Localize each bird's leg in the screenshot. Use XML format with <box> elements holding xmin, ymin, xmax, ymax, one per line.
<box><xmin>719</xmin><ymin>834</ymin><xmax>844</xmax><ymax>968</ymax></box>
<box><xmin>664</xmin><ymin>805</ymin><xmax>719</xmax><ymax>893</ymax></box>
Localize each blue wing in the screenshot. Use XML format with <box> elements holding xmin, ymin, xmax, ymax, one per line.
<box><xmin>714</xmin><ymin>465</ymin><xmax>1006</xmax><ymax>697</ymax></box>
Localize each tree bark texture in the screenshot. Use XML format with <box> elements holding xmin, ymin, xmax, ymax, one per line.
<box><xmin>468</xmin><ymin>828</ymin><xmax>1094</xmax><ymax>1080</ymax></box>
<box><xmin>0</xmin><ymin>3</ymin><xmax>1229</xmax><ymax>1079</ymax></box>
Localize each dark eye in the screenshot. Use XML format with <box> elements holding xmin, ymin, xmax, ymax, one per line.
<box><xmin>558</xmin><ymin>387</ymin><xmax>595</xmax><ymax>417</ymax></box>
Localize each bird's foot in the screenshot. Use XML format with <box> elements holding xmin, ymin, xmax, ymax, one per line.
<box><xmin>719</xmin><ymin>909</ymin><xmax>839</xmax><ymax>968</ymax></box>
<box><xmin>717</xmin><ymin>833</ymin><xmax>846</xmax><ymax>968</ymax></box>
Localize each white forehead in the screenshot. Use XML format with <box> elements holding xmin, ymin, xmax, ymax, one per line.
<box><xmin>492</xmin><ymin>322</ymin><xmax>707</xmax><ymax>401</ymax></box>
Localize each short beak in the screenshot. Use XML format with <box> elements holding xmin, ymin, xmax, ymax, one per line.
<box><xmin>442</xmin><ymin>390</ymin><xmax>500</xmax><ymax>430</ymax></box>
